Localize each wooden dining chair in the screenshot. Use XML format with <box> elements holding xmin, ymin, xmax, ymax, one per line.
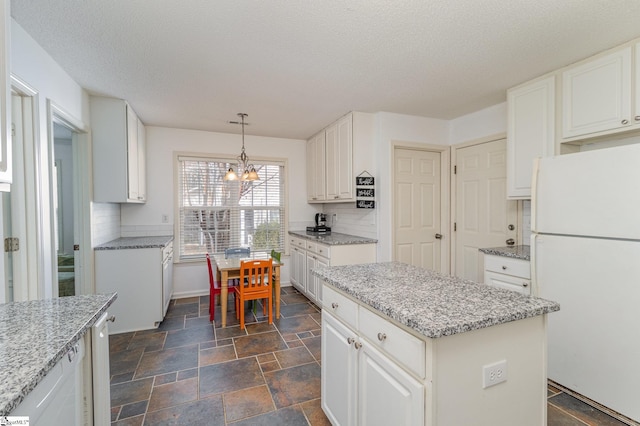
<box><xmin>206</xmin><ymin>253</ymin><xmax>237</xmax><ymax>322</ymax></box>
<box><xmin>234</xmin><ymin>259</ymin><xmax>273</xmax><ymax>329</ymax></box>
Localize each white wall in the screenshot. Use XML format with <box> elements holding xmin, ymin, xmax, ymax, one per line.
<box><xmin>120</xmin><ymin>126</ymin><xmax>312</xmax><ymax>298</ymax></box>
<box><xmin>11</xmin><ymin>20</ymin><xmax>91</xmax><ymax>298</ymax></box>
<box><xmin>375</xmin><ymin>112</ymin><xmax>450</xmax><ymax>261</ymax></box>
<box><xmin>448</xmin><ymin>102</ymin><xmax>507</xmax><ymax>145</ymax></box>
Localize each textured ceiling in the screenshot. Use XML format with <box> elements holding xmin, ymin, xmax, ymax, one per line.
<box><xmin>10</xmin><ymin>0</ymin><xmax>640</xmax><ymax>140</ymax></box>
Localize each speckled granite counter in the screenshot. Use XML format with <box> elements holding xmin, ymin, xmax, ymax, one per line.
<box><xmin>0</xmin><ymin>293</ymin><xmax>117</xmax><ymax>415</ymax></box>
<box><xmin>94</xmin><ymin>235</ymin><xmax>173</xmax><ymax>250</ymax></box>
<box><xmin>479</xmin><ymin>245</ymin><xmax>530</xmax><ymax>260</ymax></box>
<box><xmin>289</xmin><ymin>230</ymin><xmax>377</xmax><ymax>245</ymax></box>
<box><xmin>313</xmin><ymin>262</ymin><xmax>558</xmax><ymax>338</ymax></box>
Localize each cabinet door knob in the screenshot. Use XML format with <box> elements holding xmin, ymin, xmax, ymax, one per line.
<box><xmin>107</xmin><ymin>315</ymin><xmax>116</xmax><ymax>322</ymax></box>
<box><xmin>502</xmin><ymin>266</ymin><xmax>507</xmax><ymax>270</ymax></box>
<box><xmin>347</xmin><ymin>337</ymin><xmax>355</xmax><ymax>345</ymax></box>
<box><xmin>331</xmin><ymin>302</ymin><xmax>339</xmax><ymax>309</ymax></box>
<box><xmin>354</xmin><ymin>342</ymin><xmax>362</xmax><ymax>350</ymax></box>
<box><xmin>622</xmin><ymin>119</ymin><xmax>629</xmax><ymax>125</ymax></box>
<box><xmin>523</xmin><ymin>282</ymin><xmax>529</xmax><ymax>287</ymax></box>
<box><xmin>635</xmin><ymin>116</ymin><xmax>640</xmax><ymax>121</ymax></box>
<box><xmin>377</xmin><ymin>332</ymin><xmax>387</xmax><ymax>342</ymax></box>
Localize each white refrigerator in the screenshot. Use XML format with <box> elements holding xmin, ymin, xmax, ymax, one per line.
<box><xmin>531</xmin><ymin>143</ymin><xmax>640</xmax><ymax>422</ymax></box>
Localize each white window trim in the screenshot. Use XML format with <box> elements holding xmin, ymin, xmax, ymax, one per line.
<box><xmin>173</xmin><ymin>151</ymin><xmax>289</xmax><ymax>263</ymax></box>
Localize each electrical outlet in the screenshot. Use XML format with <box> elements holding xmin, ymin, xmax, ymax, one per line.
<box><xmin>482</xmin><ymin>360</ymin><xmax>507</xmax><ymax>388</ymax></box>
<box><xmin>161</xmin><ymin>214</ymin><xmax>169</xmax><ymax>224</ymax></box>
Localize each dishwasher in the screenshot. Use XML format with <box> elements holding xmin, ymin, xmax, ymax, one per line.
<box><xmin>12</xmin><ymin>337</ymin><xmax>84</xmax><ymax>425</ymax></box>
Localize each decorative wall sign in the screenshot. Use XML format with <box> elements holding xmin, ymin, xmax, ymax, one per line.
<box><xmin>356</xmin><ymin>171</ymin><xmax>375</xmax><ymax>209</ymax></box>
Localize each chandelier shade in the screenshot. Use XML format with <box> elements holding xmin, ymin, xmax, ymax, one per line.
<box><xmin>224</xmin><ymin>113</ymin><xmax>259</xmax><ymax>181</ymax></box>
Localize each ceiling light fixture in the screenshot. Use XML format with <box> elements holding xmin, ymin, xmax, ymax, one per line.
<box><xmin>224</xmin><ymin>113</ymin><xmax>259</xmax><ymax>181</ymax></box>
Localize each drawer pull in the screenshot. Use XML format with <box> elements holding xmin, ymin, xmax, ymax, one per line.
<box><xmin>347</xmin><ymin>337</ymin><xmax>355</xmax><ymax>345</ymax></box>
<box><xmin>635</xmin><ymin>115</ymin><xmax>640</xmax><ymax>121</ymax></box>
<box><xmin>523</xmin><ymin>282</ymin><xmax>529</xmax><ymax>287</ymax></box>
<box><xmin>377</xmin><ymin>332</ymin><xmax>387</xmax><ymax>342</ymax></box>
<box><xmin>502</xmin><ymin>266</ymin><xmax>507</xmax><ymax>270</ymax></box>
<box><xmin>331</xmin><ymin>302</ymin><xmax>339</xmax><ymax>309</ymax></box>
<box><xmin>622</xmin><ymin>119</ymin><xmax>629</xmax><ymax>125</ymax></box>
<box><xmin>354</xmin><ymin>342</ymin><xmax>362</xmax><ymax>350</ymax></box>
<box><xmin>107</xmin><ymin>315</ymin><xmax>116</xmax><ymax>322</ymax></box>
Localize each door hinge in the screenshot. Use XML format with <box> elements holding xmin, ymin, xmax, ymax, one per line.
<box><xmin>454</xmin><ymin>165</ymin><xmax>457</xmax><ymax>174</ymax></box>
<box><xmin>454</xmin><ymin>222</ymin><xmax>457</xmax><ymax>231</ymax></box>
<box><xmin>4</xmin><ymin>237</ymin><xmax>19</xmax><ymax>252</ymax></box>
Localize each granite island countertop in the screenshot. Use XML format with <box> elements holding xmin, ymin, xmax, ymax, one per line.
<box><xmin>0</xmin><ymin>293</ymin><xmax>117</xmax><ymax>415</ymax></box>
<box><xmin>313</xmin><ymin>262</ymin><xmax>558</xmax><ymax>339</ymax></box>
<box><xmin>479</xmin><ymin>245</ymin><xmax>530</xmax><ymax>260</ymax></box>
<box><xmin>94</xmin><ymin>235</ymin><xmax>173</xmax><ymax>250</ymax></box>
<box><xmin>289</xmin><ymin>230</ymin><xmax>377</xmax><ymax>245</ymax></box>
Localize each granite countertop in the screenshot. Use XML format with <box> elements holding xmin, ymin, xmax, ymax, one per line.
<box><xmin>95</xmin><ymin>235</ymin><xmax>174</xmax><ymax>250</ymax></box>
<box><xmin>0</xmin><ymin>293</ymin><xmax>117</xmax><ymax>415</ymax></box>
<box><xmin>289</xmin><ymin>230</ymin><xmax>377</xmax><ymax>245</ymax></box>
<box><xmin>313</xmin><ymin>262</ymin><xmax>558</xmax><ymax>339</ymax></box>
<box><xmin>479</xmin><ymin>245</ymin><xmax>530</xmax><ymax>261</ymax></box>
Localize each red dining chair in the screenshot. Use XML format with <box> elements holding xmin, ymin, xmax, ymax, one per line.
<box><xmin>234</xmin><ymin>259</ymin><xmax>273</xmax><ymax>330</ymax></box>
<box><xmin>207</xmin><ymin>253</ymin><xmax>237</xmax><ymax>322</ymax></box>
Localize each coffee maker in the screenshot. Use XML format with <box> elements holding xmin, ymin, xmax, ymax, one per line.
<box><xmin>307</xmin><ymin>213</ymin><xmax>331</xmax><ymax>234</ymax></box>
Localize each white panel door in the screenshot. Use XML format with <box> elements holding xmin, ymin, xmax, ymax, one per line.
<box><xmin>322</xmin><ymin>312</ymin><xmax>357</xmax><ymax>426</ymax></box>
<box><xmin>455</xmin><ymin>139</ymin><xmax>517</xmax><ymax>282</ymax></box>
<box><xmin>393</xmin><ymin>148</ymin><xmax>442</xmax><ymax>271</ymax></box>
<box><xmin>358</xmin><ymin>341</ymin><xmax>424</xmax><ymax>426</ymax></box>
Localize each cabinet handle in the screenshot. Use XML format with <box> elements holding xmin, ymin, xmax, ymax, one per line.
<box><xmin>377</xmin><ymin>332</ymin><xmax>387</xmax><ymax>342</ymax></box>
<box><xmin>347</xmin><ymin>337</ymin><xmax>355</xmax><ymax>345</ymax></box>
<box><xmin>331</xmin><ymin>302</ymin><xmax>339</xmax><ymax>309</ymax></box>
<box><xmin>334</xmin><ymin>195</ymin><xmax>339</xmax><ymax>199</ymax></box>
<box><xmin>622</xmin><ymin>119</ymin><xmax>629</xmax><ymax>125</ymax></box>
<box><xmin>635</xmin><ymin>115</ymin><xmax>640</xmax><ymax>121</ymax></box>
<box><xmin>354</xmin><ymin>342</ymin><xmax>362</xmax><ymax>350</ymax></box>
<box><xmin>502</xmin><ymin>266</ymin><xmax>507</xmax><ymax>270</ymax></box>
<box><xmin>523</xmin><ymin>282</ymin><xmax>529</xmax><ymax>287</ymax></box>
<box><xmin>107</xmin><ymin>315</ymin><xmax>116</xmax><ymax>322</ymax></box>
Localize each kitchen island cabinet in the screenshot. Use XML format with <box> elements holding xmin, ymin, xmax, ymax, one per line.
<box><xmin>0</xmin><ymin>293</ymin><xmax>117</xmax><ymax>423</ymax></box>
<box><xmin>315</xmin><ymin>262</ymin><xmax>559</xmax><ymax>426</ymax></box>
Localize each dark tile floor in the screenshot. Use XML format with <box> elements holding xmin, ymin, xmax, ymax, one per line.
<box><xmin>109</xmin><ymin>287</ymin><xmax>634</xmax><ymax>426</ymax></box>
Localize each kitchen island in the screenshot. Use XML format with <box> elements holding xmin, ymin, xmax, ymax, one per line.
<box><xmin>314</xmin><ymin>262</ymin><xmax>559</xmax><ymax>426</ymax></box>
<box><xmin>0</xmin><ymin>293</ymin><xmax>117</xmax><ymax>418</ymax></box>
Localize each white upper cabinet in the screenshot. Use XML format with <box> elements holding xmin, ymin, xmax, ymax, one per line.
<box><xmin>307</xmin><ymin>112</ymin><xmax>359</xmax><ymax>204</ymax></box>
<box><xmin>306</xmin><ymin>131</ymin><xmax>326</xmax><ymax>202</ymax></box>
<box><xmin>562</xmin><ymin>47</ymin><xmax>632</xmax><ymax>139</ymax></box>
<box><xmin>91</xmin><ymin>96</ymin><xmax>146</xmax><ymax>203</ymax></box>
<box><xmin>0</xmin><ymin>0</ymin><xmax>11</xmax><ymax>190</ymax></box>
<box><xmin>507</xmin><ymin>75</ymin><xmax>555</xmax><ymax>199</ymax></box>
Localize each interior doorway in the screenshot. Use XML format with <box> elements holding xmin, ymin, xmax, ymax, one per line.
<box><xmin>48</xmin><ymin>101</ymin><xmax>91</xmax><ymax>297</ymax></box>
<box><xmin>451</xmin><ymin>136</ymin><xmax>518</xmax><ymax>282</ymax></box>
<box><xmin>392</xmin><ymin>143</ymin><xmax>450</xmax><ymax>273</ymax></box>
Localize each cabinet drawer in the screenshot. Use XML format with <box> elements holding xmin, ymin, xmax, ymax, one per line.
<box><xmin>308</xmin><ymin>242</ymin><xmax>331</xmax><ymax>258</ymax></box>
<box><xmin>358</xmin><ymin>306</ymin><xmax>426</xmax><ymax>379</ymax></box>
<box><xmin>323</xmin><ymin>284</ymin><xmax>358</xmax><ymax>330</ymax></box>
<box><xmin>290</xmin><ymin>236</ymin><xmax>306</xmax><ymax>249</ymax></box>
<box><xmin>485</xmin><ymin>271</ymin><xmax>531</xmax><ymax>295</ymax></box>
<box><xmin>484</xmin><ymin>255</ymin><xmax>530</xmax><ymax>279</ymax></box>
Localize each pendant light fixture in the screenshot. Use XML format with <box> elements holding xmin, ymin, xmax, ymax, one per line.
<box><xmin>224</xmin><ymin>113</ymin><xmax>259</xmax><ymax>181</ymax></box>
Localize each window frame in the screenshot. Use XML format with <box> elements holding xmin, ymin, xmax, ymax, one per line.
<box><xmin>174</xmin><ymin>152</ymin><xmax>289</xmax><ymax>263</ymax></box>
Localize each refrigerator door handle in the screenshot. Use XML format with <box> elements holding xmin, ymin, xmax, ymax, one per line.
<box><xmin>530</xmin><ymin>157</ymin><xmax>541</xmax><ymax>233</ymax></box>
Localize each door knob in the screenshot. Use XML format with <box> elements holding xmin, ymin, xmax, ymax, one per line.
<box><xmin>435</xmin><ymin>233</ymin><xmax>443</xmax><ymax>239</ymax></box>
<box><xmin>506</xmin><ymin>238</ymin><xmax>515</xmax><ymax>246</ymax></box>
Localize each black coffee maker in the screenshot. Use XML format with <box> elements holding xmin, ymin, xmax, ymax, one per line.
<box><xmin>307</xmin><ymin>213</ymin><xmax>331</xmax><ymax>234</ymax></box>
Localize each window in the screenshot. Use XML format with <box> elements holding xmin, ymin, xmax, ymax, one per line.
<box><xmin>176</xmin><ymin>155</ymin><xmax>286</xmax><ymax>261</ymax></box>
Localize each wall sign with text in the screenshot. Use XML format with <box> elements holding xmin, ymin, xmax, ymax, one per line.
<box><xmin>355</xmin><ymin>171</ymin><xmax>375</xmax><ymax>209</ymax></box>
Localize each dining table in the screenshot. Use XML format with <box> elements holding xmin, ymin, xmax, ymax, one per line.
<box><xmin>212</xmin><ymin>252</ymin><xmax>283</xmax><ymax>327</ymax></box>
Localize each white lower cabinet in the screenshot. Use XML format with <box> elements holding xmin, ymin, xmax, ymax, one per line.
<box><xmin>483</xmin><ymin>255</ymin><xmax>531</xmax><ymax>295</ymax></box>
<box><xmin>289</xmin><ymin>234</ymin><xmax>375</xmax><ymax>306</ymax></box>
<box><xmin>322</xmin><ymin>293</ymin><xmax>424</xmax><ymax>426</ymax></box>
<box><xmin>91</xmin><ymin>312</ymin><xmax>112</xmax><ymax>426</ymax></box>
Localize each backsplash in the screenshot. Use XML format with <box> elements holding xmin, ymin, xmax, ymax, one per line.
<box><xmin>322</xmin><ymin>203</ymin><xmax>377</xmax><ymax>239</ymax></box>
<box><xmin>92</xmin><ymin>202</ymin><xmax>121</xmax><ymax>246</ymax></box>
<box><xmin>522</xmin><ymin>200</ymin><xmax>532</xmax><ymax>244</ymax></box>
<box><xmin>121</xmin><ymin>224</ymin><xmax>174</xmax><ymax>237</ymax></box>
